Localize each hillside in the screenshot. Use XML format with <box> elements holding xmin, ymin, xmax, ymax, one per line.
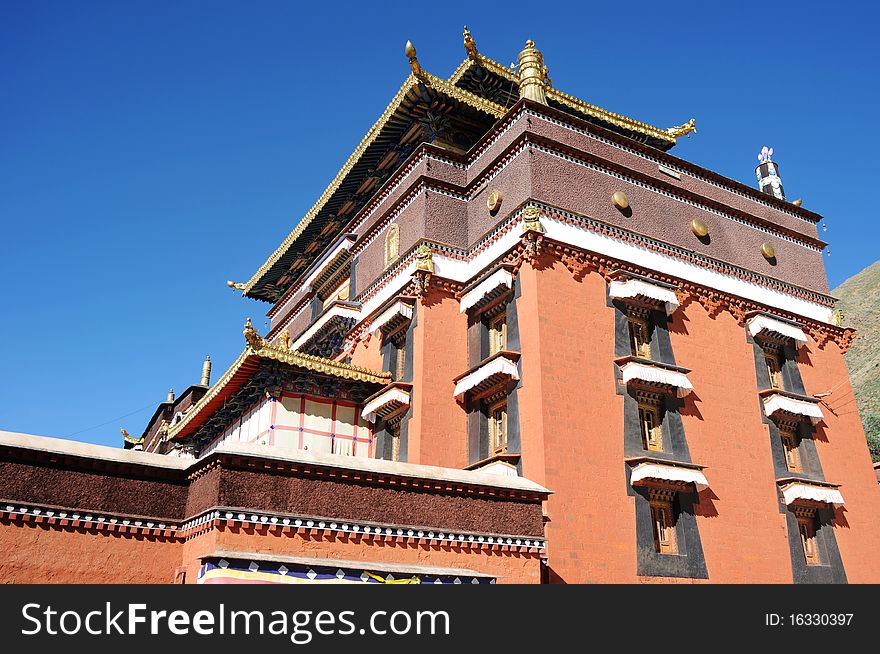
<box><xmin>833</xmin><ymin>259</ymin><xmax>880</xmax><ymax>461</ymax></box>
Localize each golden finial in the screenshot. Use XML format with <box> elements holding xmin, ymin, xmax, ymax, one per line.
<box><xmin>167</xmin><ymin>388</ymin><xmax>175</xmax><ymax>403</ymax></box>
<box><xmin>243</xmin><ymin>317</ymin><xmax>264</xmax><ymax>348</ymax></box>
<box><xmin>414</xmin><ymin>244</ymin><xmax>435</xmax><ymax>274</ymax></box>
<box><xmin>792</xmin><ymin>198</ymin><xmax>803</xmax><ymax>207</ymax></box>
<box><xmin>832</xmin><ymin>309</ymin><xmax>845</xmax><ymax>327</ymax></box>
<box><xmin>517</xmin><ymin>39</ymin><xmax>549</xmax><ymax>104</ymax></box>
<box><xmin>405</xmin><ymin>40</ymin><xmax>422</xmax><ymax>76</ymax></box>
<box><xmin>278</xmin><ymin>330</ymin><xmax>291</xmax><ymax>351</ymax></box>
<box><xmin>120</xmin><ymin>428</ymin><xmax>130</xmax><ymax>439</ymax></box>
<box><xmin>521</xmin><ymin>206</ymin><xmax>545</xmax><ymax>234</ymax></box>
<box><xmin>463</xmin><ymin>26</ymin><xmax>478</xmax><ymax>59</ymax></box>
<box><xmin>666</xmin><ymin>118</ymin><xmax>697</xmax><ymax>138</ymax></box>
<box><xmin>200</xmin><ymin>355</ymin><xmax>212</xmax><ymax>386</ymax></box>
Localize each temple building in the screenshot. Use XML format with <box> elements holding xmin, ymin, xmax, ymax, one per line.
<box><xmin>2</xmin><ymin>30</ymin><xmax>878</xmax><ymax>584</ymax></box>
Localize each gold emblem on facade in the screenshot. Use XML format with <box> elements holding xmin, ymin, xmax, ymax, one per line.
<box><xmin>612</xmin><ymin>191</ymin><xmax>630</xmax><ymax>211</ymax></box>
<box><xmin>487</xmin><ymin>188</ymin><xmax>503</xmax><ymax>213</ymax></box>
<box><xmin>691</xmin><ymin>219</ymin><xmax>709</xmax><ymax>238</ymax></box>
<box><xmin>761</xmin><ymin>242</ymin><xmax>776</xmax><ymax>260</ymax></box>
<box><xmin>414</xmin><ymin>244</ymin><xmax>435</xmax><ymax>274</ymax></box>
<box><xmin>521</xmin><ymin>206</ymin><xmax>544</xmax><ymax>234</ymax></box>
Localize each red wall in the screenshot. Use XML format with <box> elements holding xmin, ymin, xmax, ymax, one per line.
<box><xmin>798</xmin><ymin>341</ymin><xmax>880</xmax><ymax>582</ymax></box>
<box><xmin>402</xmin><ymin>256</ymin><xmax>880</xmax><ymax>583</ymax></box>
<box><xmin>0</xmin><ymin>520</ymin><xmax>182</xmax><ymax>583</ymax></box>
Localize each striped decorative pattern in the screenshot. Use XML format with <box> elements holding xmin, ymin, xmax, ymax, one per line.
<box><xmin>198</xmin><ymin>559</ymin><xmax>494</xmax><ymax>585</ymax></box>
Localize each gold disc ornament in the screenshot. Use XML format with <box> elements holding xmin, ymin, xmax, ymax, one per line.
<box><xmin>691</xmin><ymin>219</ymin><xmax>709</xmax><ymax>237</ymax></box>
<box><xmin>487</xmin><ymin>188</ymin><xmax>503</xmax><ymax>212</ymax></box>
<box><xmin>612</xmin><ymin>191</ymin><xmax>630</xmax><ymax>210</ymax></box>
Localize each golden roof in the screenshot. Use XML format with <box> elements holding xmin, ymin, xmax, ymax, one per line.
<box><xmin>448</xmin><ymin>45</ymin><xmax>694</xmax><ymax>147</ymax></box>
<box><xmin>242</xmin><ymin>33</ymin><xmax>694</xmax><ymax>303</ymax></box>
<box><xmin>240</xmin><ymin>72</ymin><xmax>504</xmax><ymax>301</ymax></box>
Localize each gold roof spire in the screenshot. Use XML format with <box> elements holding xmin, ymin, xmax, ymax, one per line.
<box><xmin>463</xmin><ymin>26</ymin><xmax>478</xmax><ymax>59</ymax></box>
<box><xmin>167</xmin><ymin>388</ymin><xmax>175</xmax><ymax>403</ymax></box>
<box><xmin>201</xmin><ymin>355</ymin><xmax>212</xmax><ymax>386</ymax></box>
<box><xmin>517</xmin><ymin>39</ymin><xmax>549</xmax><ymax>104</ymax></box>
<box><xmin>405</xmin><ymin>40</ymin><xmax>422</xmax><ymax>76</ymax></box>
<box><xmin>667</xmin><ymin>118</ymin><xmax>697</xmax><ymax>138</ymax></box>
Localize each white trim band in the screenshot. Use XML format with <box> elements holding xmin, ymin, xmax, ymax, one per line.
<box><xmin>453</xmin><ymin>357</ymin><xmax>520</xmax><ymax>401</ymax></box>
<box><xmin>291</xmin><ymin>304</ymin><xmax>361</xmax><ymax>351</ymax></box>
<box><xmin>620</xmin><ymin>362</ymin><xmax>694</xmax><ymax>397</ymax></box>
<box><xmin>369</xmin><ymin>301</ymin><xmax>414</xmax><ymax>335</ymax></box>
<box><xmin>747</xmin><ymin>315</ymin><xmax>808</xmax><ymax>346</ymax></box>
<box><xmin>608</xmin><ymin>278</ymin><xmax>680</xmax><ymax>315</ymax></box>
<box><xmin>301</xmin><ymin>236</ymin><xmax>355</xmax><ymax>290</ymax></box>
<box><xmin>780</xmin><ymin>482</ymin><xmax>844</xmax><ymax>507</ymax></box>
<box><xmin>460</xmin><ymin>269</ymin><xmax>515</xmax><ymax>313</ymax></box>
<box><xmin>361</xmin><ymin>388</ymin><xmax>411</xmax><ymax>423</ymax></box>
<box><xmin>475</xmin><ymin>461</ymin><xmax>519</xmax><ymax>478</ymax></box>
<box><xmin>763</xmin><ymin>394</ymin><xmax>824</xmax><ymax>425</ymax></box>
<box><xmin>630</xmin><ymin>463</ymin><xmax>709</xmax><ymax>491</ymax></box>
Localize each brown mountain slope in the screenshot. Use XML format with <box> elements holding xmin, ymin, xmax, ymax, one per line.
<box><xmin>833</xmin><ymin>259</ymin><xmax>880</xmax><ymax>460</ymax></box>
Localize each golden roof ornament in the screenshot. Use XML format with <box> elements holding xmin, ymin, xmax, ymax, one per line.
<box><xmin>521</xmin><ymin>205</ymin><xmax>545</xmax><ymax>234</ymax></box>
<box><xmin>243</xmin><ymin>317</ymin><xmax>264</xmax><ymax>348</ymax></box>
<box><xmin>414</xmin><ymin>244</ymin><xmax>435</xmax><ymax>274</ymax></box>
<box><xmin>167</xmin><ymin>388</ymin><xmax>175</xmax><ymax>403</ymax></box>
<box><xmin>517</xmin><ymin>39</ymin><xmax>549</xmax><ymax>105</ymax></box>
<box><xmin>463</xmin><ymin>26</ymin><xmax>478</xmax><ymax>59</ymax></box>
<box><xmin>121</xmin><ymin>428</ymin><xmax>143</xmax><ymax>447</ymax></box>
<box><xmin>278</xmin><ymin>330</ymin><xmax>292</xmax><ymax>351</ymax></box>
<box><xmin>405</xmin><ymin>40</ymin><xmax>422</xmax><ymax>76</ymax></box>
<box><xmin>200</xmin><ymin>355</ymin><xmax>212</xmax><ymax>386</ymax></box>
<box><xmin>227</xmin><ymin>280</ymin><xmax>246</xmax><ymax>291</ymax></box>
<box><xmin>667</xmin><ymin>118</ymin><xmax>697</xmax><ymax>138</ymax></box>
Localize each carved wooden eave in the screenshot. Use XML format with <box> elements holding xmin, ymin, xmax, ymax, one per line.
<box><xmin>616</xmin><ymin>356</ymin><xmax>694</xmax><ymax>398</ymax></box>
<box><xmin>626</xmin><ymin>456</ymin><xmax>709</xmax><ymax>492</ymax></box>
<box><xmin>453</xmin><ymin>351</ymin><xmax>521</xmax><ymax>403</ymax></box>
<box><xmin>242</xmin><ymin>72</ymin><xmax>506</xmax><ymax>304</ymax></box>
<box><xmin>361</xmin><ymin>382</ymin><xmax>413</xmax><ymax>424</ymax></box>
<box><xmin>776</xmin><ymin>477</ymin><xmax>844</xmax><ymax>507</ymax></box>
<box><xmin>760</xmin><ymin>389</ymin><xmax>825</xmax><ymax>426</ymax></box>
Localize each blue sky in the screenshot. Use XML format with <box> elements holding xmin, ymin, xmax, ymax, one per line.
<box><xmin>2</xmin><ymin>1</ymin><xmax>877</xmax><ymax>447</ymax></box>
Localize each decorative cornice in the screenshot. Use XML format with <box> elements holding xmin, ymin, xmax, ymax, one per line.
<box><xmin>180</xmin><ymin>508</ymin><xmax>546</xmax><ymax>552</ymax></box>
<box><xmin>1</xmin><ymin>502</ymin><xmax>181</xmax><ymax>539</ymax></box>
<box><xmin>533</xmin><ymin>238</ymin><xmax>855</xmax><ymax>352</ymax></box>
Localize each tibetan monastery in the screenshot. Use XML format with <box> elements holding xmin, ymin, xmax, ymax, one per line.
<box><xmin>2</xmin><ymin>30</ymin><xmax>878</xmax><ymax>584</ymax></box>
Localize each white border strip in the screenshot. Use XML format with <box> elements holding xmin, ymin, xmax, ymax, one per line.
<box><xmin>291</xmin><ymin>304</ymin><xmax>361</xmax><ymax>351</ymax></box>
<box><xmin>460</xmin><ymin>269</ymin><xmax>515</xmax><ymax>313</ymax></box>
<box><xmin>361</xmin><ymin>388</ymin><xmax>411</xmax><ymax>423</ymax></box>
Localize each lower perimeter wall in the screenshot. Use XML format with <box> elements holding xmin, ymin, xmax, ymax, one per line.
<box><xmin>0</xmin><ymin>519</ymin><xmax>542</xmax><ymax>584</ymax></box>
<box><xmin>0</xmin><ymin>519</ymin><xmax>182</xmax><ymax>584</ymax></box>
<box><xmin>0</xmin><ymin>434</ymin><xmax>549</xmax><ymax>584</ymax></box>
